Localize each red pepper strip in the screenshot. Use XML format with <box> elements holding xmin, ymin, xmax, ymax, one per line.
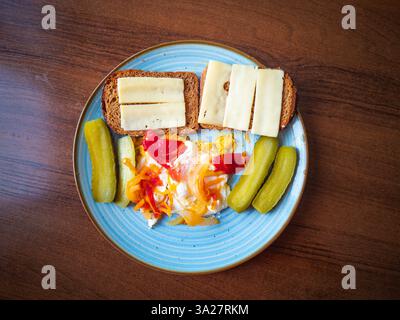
<box><xmin>144</xmin><ymin>184</ymin><xmax>160</xmax><ymax>217</ymax></box>
<box><xmin>150</xmin><ymin>177</ymin><xmax>163</xmax><ymax>187</ymax></box>
<box><xmin>167</xmin><ymin>167</ymin><xmax>182</xmax><ymax>182</ymax></box>
<box><xmin>212</xmin><ymin>153</ymin><xmax>249</xmax><ymax>174</ymax></box>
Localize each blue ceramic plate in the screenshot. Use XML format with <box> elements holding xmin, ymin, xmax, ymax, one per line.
<box><xmin>73</xmin><ymin>41</ymin><xmax>308</xmax><ymax>274</ymax></box>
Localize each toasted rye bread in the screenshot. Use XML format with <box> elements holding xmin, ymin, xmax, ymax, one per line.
<box><xmin>199</xmin><ymin>65</ymin><xmax>297</xmax><ymax>130</ymax></box>
<box><xmin>280</xmin><ymin>73</ymin><xmax>297</xmax><ymax>129</ymax></box>
<box><xmin>102</xmin><ymin>69</ymin><xmax>199</xmax><ymax>137</ymax></box>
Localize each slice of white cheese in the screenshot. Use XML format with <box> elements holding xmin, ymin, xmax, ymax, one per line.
<box><xmin>120</xmin><ymin>102</ymin><xmax>186</xmax><ymax>130</ymax></box>
<box><xmin>117</xmin><ymin>77</ymin><xmax>184</xmax><ymax>104</ymax></box>
<box><xmin>198</xmin><ymin>60</ymin><xmax>232</xmax><ymax>126</ymax></box>
<box><xmin>223</xmin><ymin>64</ymin><xmax>258</xmax><ymax>131</ymax></box>
<box><xmin>251</xmin><ymin>69</ymin><xmax>284</xmax><ymax>137</ymax></box>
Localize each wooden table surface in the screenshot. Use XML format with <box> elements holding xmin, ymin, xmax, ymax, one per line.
<box><xmin>1</xmin><ymin>0</ymin><xmax>399</xmax><ymax>300</ymax></box>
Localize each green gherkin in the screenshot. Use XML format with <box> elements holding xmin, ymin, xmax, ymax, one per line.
<box><xmin>227</xmin><ymin>136</ymin><xmax>279</xmax><ymax>212</ymax></box>
<box><xmin>252</xmin><ymin>146</ymin><xmax>297</xmax><ymax>213</ymax></box>
<box><xmin>84</xmin><ymin>118</ymin><xmax>116</xmax><ymax>202</ymax></box>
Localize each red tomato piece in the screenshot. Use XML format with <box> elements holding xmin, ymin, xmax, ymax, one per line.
<box><xmin>143</xmin><ymin>130</ymin><xmax>187</xmax><ymax>168</ymax></box>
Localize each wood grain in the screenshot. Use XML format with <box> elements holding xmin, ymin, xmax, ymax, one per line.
<box><xmin>1</xmin><ymin>0</ymin><xmax>399</xmax><ymax>299</ymax></box>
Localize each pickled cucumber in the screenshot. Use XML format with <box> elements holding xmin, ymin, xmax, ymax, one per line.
<box><xmin>84</xmin><ymin>118</ymin><xmax>116</xmax><ymax>202</ymax></box>
<box><xmin>227</xmin><ymin>136</ymin><xmax>279</xmax><ymax>212</ymax></box>
<box><xmin>252</xmin><ymin>146</ymin><xmax>297</xmax><ymax>213</ymax></box>
<box><xmin>115</xmin><ymin>136</ymin><xmax>135</xmax><ymax>208</ymax></box>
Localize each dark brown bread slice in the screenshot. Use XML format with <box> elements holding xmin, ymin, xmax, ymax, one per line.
<box><xmin>102</xmin><ymin>69</ymin><xmax>199</xmax><ymax>137</ymax></box>
<box><xmin>280</xmin><ymin>73</ymin><xmax>297</xmax><ymax>129</ymax></box>
<box><xmin>199</xmin><ymin>65</ymin><xmax>297</xmax><ymax>130</ymax></box>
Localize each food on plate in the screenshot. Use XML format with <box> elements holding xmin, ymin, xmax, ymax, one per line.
<box><xmin>227</xmin><ymin>136</ymin><xmax>278</xmax><ymax>212</ymax></box>
<box><xmin>123</xmin><ymin>130</ymin><xmax>246</xmax><ymax>227</ymax></box>
<box><xmin>251</xmin><ymin>69</ymin><xmax>284</xmax><ymax>137</ymax></box>
<box><xmin>198</xmin><ymin>60</ymin><xmax>232</xmax><ymax>128</ymax></box>
<box><xmin>252</xmin><ymin>146</ymin><xmax>297</xmax><ymax>213</ymax></box>
<box><xmin>102</xmin><ymin>70</ymin><xmax>199</xmax><ymax>136</ymax></box>
<box><xmin>223</xmin><ymin>64</ymin><xmax>258</xmax><ymax>131</ymax></box>
<box><xmin>279</xmin><ymin>73</ymin><xmax>297</xmax><ymax>129</ymax></box>
<box><xmin>118</xmin><ymin>76</ymin><xmax>186</xmax><ymax>130</ymax></box>
<box><xmin>83</xmin><ymin>119</ymin><xmax>116</xmax><ymax>202</ymax></box>
<box><xmin>120</xmin><ymin>102</ymin><xmax>186</xmax><ymax>131</ymax></box>
<box><xmin>117</xmin><ymin>77</ymin><xmax>185</xmax><ymax>104</ymax></box>
<box><xmin>82</xmin><ymin>58</ymin><xmax>299</xmax><ymax>227</ymax></box>
<box><xmin>115</xmin><ymin>136</ymin><xmax>136</xmax><ymax>208</ymax></box>
<box><xmin>199</xmin><ymin>60</ymin><xmax>297</xmax><ymax>134</ymax></box>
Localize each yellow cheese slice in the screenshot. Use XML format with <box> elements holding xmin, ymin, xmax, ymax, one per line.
<box><xmin>117</xmin><ymin>77</ymin><xmax>184</xmax><ymax>104</ymax></box>
<box><xmin>198</xmin><ymin>60</ymin><xmax>232</xmax><ymax>126</ymax></box>
<box><xmin>223</xmin><ymin>64</ymin><xmax>257</xmax><ymax>131</ymax></box>
<box><xmin>120</xmin><ymin>102</ymin><xmax>186</xmax><ymax>130</ymax></box>
<box><xmin>251</xmin><ymin>69</ymin><xmax>284</xmax><ymax>137</ymax></box>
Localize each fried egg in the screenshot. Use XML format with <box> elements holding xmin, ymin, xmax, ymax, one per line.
<box><xmin>136</xmin><ymin>136</ymin><xmax>233</xmax><ymax>227</ymax></box>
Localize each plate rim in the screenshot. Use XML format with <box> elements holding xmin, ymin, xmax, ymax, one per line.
<box><xmin>73</xmin><ymin>39</ymin><xmax>309</xmax><ymax>274</ymax></box>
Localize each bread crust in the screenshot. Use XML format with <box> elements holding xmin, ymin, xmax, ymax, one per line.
<box><xmin>198</xmin><ymin>65</ymin><xmax>297</xmax><ymax>131</ymax></box>
<box><xmin>280</xmin><ymin>73</ymin><xmax>297</xmax><ymax>129</ymax></box>
<box><xmin>102</xmin><ymin>69</ymin><xmax>199</xmax><ymax>137</ymax></box>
